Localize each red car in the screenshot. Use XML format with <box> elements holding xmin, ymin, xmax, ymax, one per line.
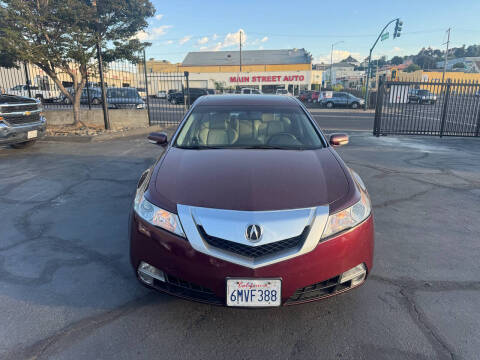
<box><xmin>130</xmin><ymin>95</ymin><xmax>374</xmax><ymax>307</ymax></box>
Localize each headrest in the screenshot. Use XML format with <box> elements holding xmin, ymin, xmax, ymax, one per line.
<box><xmin>262</xmin><ymin>113</ymin><xmax>274</xmax><ymax>122</ymax></box>
<box><xmin>210</xmin><ymin>113</ymin><xmax>228</xmax><ymax>129</ymax></box>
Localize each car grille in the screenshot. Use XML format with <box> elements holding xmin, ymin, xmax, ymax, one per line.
<box><xmin>4</xmin><ymin>113</ymin><xmax>41</xmax><ymax>126</ymax></box>
<box><xmin>1</xmin><ymin>104</ymin><xmax>38</xmax><ymax>113</ymax></box>
<box><xmin>285</xmin><ymin>275</ymin><xmax>351</xmax><ymax>304</ymax></box>
<box><xmin>197</xmin><ymin>225</ymin><xmax>310</xmax><ymax>259</ymax></box>
<box><xmin>152</xmin><ymin>273</ymin><xmax>223</xmax><ymax>305</ymax></box>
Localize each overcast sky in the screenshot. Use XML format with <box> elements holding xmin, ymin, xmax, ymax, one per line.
<box><xmin>140</xmin><ymin>0</ymin><xmax>480</xmax><ymax>64</ymax></box>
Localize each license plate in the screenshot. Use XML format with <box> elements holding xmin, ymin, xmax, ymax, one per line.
<box><xmin>27</xmin><ymin>130</ymin><xmax>37</xmax><ymax>139</ymax></box>
<box><xmin>226</xmin><ymin>278</ymin><xmax>281</xmax><ymax>307</ymax></box>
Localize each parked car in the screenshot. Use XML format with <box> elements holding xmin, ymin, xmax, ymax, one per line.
<box><xmin>107</xmin><ymin>87</ymin><xmax>145</xmax><ymax>109</ymax></box>
<box><xmin>168</xmin><ymin>88</ymin><xmax>208</xmax><ymax>104</ymax></box>
<box><xmin>61</xmin><ymin>87</ymin><xmax>103</xmax><ymax>105</ymax></box>
<box><xmin>319</xmin><ymin>92</ymin><xmax>365</xmax><ymax>109</ymax></box>
<box><xmin>0</xmin><ymin>94</ymin><xmax>46</xmax><ymax>148</ymax></box>
<box><xmin>240</xmin><ymin>88</ymin><xmax>262</xmax><ymax>94</ymax></box>
<box><xmin>408</xmin><ymin>89</ymin><xmax>437</xmax><ymax>104</ymax></box>
<box><xmin>131</xmin><ymin>94</ymin><xmax>373</xmax><ymax>307</ymax></box>
<box><xmin>157</xmin><ymin>91</ymin><xmax>167</xmax><ymax>99</ymax></box>
<box><xmin>8</xmin><ymin>84</ymin><xmax>60</xmax><ymax>103</ymax></box>
<box><xmin>276</xmin><ymin>88</ymin><xmax>292</xmax><ymax>96</ymax></box>
<box><xmin>310</xmin><ymin>91</ymin><xmax>320</xmax><ymax>103</ymax></box>
<box><xmin>298</xmin><ymin>90</ymin><xmax>314</xmax><ymax>102</ymax></box>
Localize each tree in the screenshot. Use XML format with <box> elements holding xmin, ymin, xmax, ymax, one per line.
<box><xmin>391</xmin><ymin>56</ymin><xmax>403</xmax><ymax>65</ymax></box>
<box><xmin>453</xmin><ymin>62</ymin><xmax>466</xmax><ymax>69</ymax></box>
<box><xmin>0</xmin><ymin>0</ymin><xmax>154</xmax><ymax>126</ymax></box>
<box><xmin>405</xmin><ymin>64</ymin><xmax>421</xmax><ymax>73</ymax></box>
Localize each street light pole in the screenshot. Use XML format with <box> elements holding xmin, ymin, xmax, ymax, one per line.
<box><xmin>330</xmin><ymin>41</ymin><xmax>344</xmax><ymax>88</ymax></box>
<box><xmin>239</xmin><ymin>30</ymin><xmax>242</xmax><ymax>73</ymax></box>
<box><xmin>364</xmin><ymin>18</ymin><xmax>399</xmax><ymax>110</ymax></box>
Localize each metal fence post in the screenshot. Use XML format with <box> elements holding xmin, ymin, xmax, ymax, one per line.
<box><xmin>373</xmin><ymin>80</ymin><xmax>385</xmax><ymax>136</ymax></box>
<box><xmin>184</xmin><ymin>71</ymin><xmax>190</xmax><ymax>108</ymax></box>
<box><xmin>142</xmin><ymin>49</ymin><xmax>151</xmax><ymax>126</ymax></box>
<box><xmin>439</xmin><ymin>83</ymin><xmax>451</xmax><ymax>137</ymax></box>
<box><xmin>475</xmin><ymin>97</ymin><xmax>480</xmax><ymax>137</ymax></box>
<box><xmin>23</xmin><ymin>62</ymin><xmax>32</xmax><ymax>98</ymax></box>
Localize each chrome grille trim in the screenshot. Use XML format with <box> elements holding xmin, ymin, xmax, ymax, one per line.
<box><xmin>177</xmin><ymin>204</ymin><xmax>329</xmax><ymax>269</ymax></box>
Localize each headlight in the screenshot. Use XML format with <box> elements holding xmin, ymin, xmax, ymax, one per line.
<box><xmin>321</xmin><ymin>171</ymin><xmax>371</xmax><ymax>239</ymax></box>
<box><xmin>133</xmin><ymin>169</ymin><xmax>185</xmax><ymax>237</ymax></box>
<box><xmin>136</xmin><ymin>103</ymin><xmax>145</xmax><ymax>109</ymax></box>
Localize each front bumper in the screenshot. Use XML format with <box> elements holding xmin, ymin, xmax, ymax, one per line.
<box><xmin>130</xmin><ymin>212</ymin><xmax>374</xmax><ymax>306</ymax></box>
<box><xmin>0</xmin><ymin>116</ymin><xmax>47</xmax><ymax>145</ymax></box>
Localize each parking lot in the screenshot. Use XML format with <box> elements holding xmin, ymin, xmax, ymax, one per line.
<box><xmin>1</xmin><ymin>129</ymin><xmax>479</xmax><ymax>359</ymax></box>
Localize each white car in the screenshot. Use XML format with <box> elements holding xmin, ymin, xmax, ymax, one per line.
<box><xmin>240</xmin><ymin>88</ymin><xmax>262</xmax><ymax>94</ymax></box>
<box><xmin>276</xmin><ymin>89</ymin><xmax>292</xmax><ymax>96</ymax></box>
<box><xmin>157</xmin><ymin>90</ymin><xmax>167</xmax><ymax>99</ymax></box>
<box><xmin>8</xmin><ymin>84</ymin><xmax>60</xmax><ymax>103</ymax></box>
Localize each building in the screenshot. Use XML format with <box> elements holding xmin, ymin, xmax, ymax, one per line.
<box><xmin>435</xmin><ymin>57</ymin><xmax>480</xmax><ymax>73</ymax></box>
<box><xmin>323</xmin><ymin>62</ymin><xmax>365</xmax><ymax>88</ymax></box>
<box><xmin>178</xmin><ymin>48</ymin><xmax>315</xmax><ymax>94</ymax></box>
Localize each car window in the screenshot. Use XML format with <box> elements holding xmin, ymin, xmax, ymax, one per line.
<box><xmin>175</xmin><ymin>105</ymin><xmax>324</xmax><ymax>150</ymax></box>
<box><xmin>243</xmin><ymin>89</ymin><xmax>251</xmax><ymax>94</ymax></box>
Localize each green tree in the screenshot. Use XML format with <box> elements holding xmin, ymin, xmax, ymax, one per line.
<box><xmin>0</xmin><ymin>0</ymin><xmax>154</xmax><ymax>125</ymax></box>
<box><xmin>390</xmin><ymin>56</ymin><xmax>403</xmax><ymax>65</ymax></box>
<box><xmin>405</xmin><ymin>64</ymin><xmax>421</xmax><ymax>73</ymax></box>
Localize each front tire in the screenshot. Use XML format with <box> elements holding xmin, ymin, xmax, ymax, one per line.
<box><xmin>91</xmin><ymin>98</ymin><xmax>101</xmax><ymax>105</ymax></box>
<box><xmin>351</xmin><ymin>102</ymin><xmax>359</xmax><ymax>109</ymax></box>
<box><xmin>11</xmin><ymin>140</ymin><xmax>37</xmax><ymax>149</ymax></box>
<box><xmin>326</xmin><ymin>101</ymin><xmax>334</xmax><ymax>109</ymax></box>
<box><xmin>171</xmin><ymin>98</ymin><xmax>177</xmax><ymax>105</ymax></box>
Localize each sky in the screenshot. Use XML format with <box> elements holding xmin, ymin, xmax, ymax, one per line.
<box><xmin>141</xmin><ymin>0</ymin><xmax>480</xmax><ymax>64</ymax></box>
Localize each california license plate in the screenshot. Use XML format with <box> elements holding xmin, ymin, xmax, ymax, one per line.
<box><xmin>226</xmin><ymin>278</ymin><xmax>281</xmax><ymax>307</ymax></box>
<box><xmin>27</xmin><ymin>130</ymin><xmax>38</xmax><ymax>139</ymax></box>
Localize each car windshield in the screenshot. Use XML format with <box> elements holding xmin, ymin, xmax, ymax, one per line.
<box><xmin>174</xmin><ymin>105</ymin><xmax>324</xmax><ymax>150</ymax></box>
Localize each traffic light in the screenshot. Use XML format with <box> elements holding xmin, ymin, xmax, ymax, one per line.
<box><xmin>393</xmin><ymin>19</ymin><xmax>403</xmax><ymax>38</ymax></box>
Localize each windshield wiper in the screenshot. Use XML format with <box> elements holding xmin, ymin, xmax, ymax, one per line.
<box><xmin>175</xmin><ymin>145</ymin><xmax>225</xmax><ymax>150</ymax></box>
<box><xmin>235</xmin><ymin>145</ymin><xmax>314</xmax><ymax>150</ymax></box>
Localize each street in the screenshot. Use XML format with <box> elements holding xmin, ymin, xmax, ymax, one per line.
<box><xmin>1</xmin><ymin>131</ymin><xmax>479</xmax><ymax>359</ymax></box>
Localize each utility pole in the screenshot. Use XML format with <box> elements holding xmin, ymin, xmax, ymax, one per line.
<box><xmin>330</xmin><ymin>41</ymin><xmax>344</xmax><ymax>88</ymax></box>
<box><xmin>442</xmin><ymin>28</ymin><xmax>451</xmax><ymax>83</ymax></box>
<box><xmin>239</xmin><ymin>30</ymin><xmax>242</xmax><ymax>73</ymax></box>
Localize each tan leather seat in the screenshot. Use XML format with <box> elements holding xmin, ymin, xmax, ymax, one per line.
<box><xmin>258</xmin><ymin>113</ymin><xmax>285</xmax><ymax>141</ymax></box>
<box><xmin>198</xmin><ymin>113</ymin><xmax>238</xmax><ymax>146</ymax></box>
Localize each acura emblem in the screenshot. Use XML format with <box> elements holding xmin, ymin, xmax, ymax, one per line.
<box><xmin>245</xmin><ymin>224</ymin><xmax>262</xmax><ymax>242</ymax></box>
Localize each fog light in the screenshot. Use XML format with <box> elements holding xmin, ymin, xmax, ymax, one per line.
<box><xmin>340</xmin><ymin>263</ymin><xmax>366</xmax><ymax>287</ymax></box>
<box><xmin>137</xmin><ymin>261</ymin><xmax>165</xmax><ymax>285</ymax></box>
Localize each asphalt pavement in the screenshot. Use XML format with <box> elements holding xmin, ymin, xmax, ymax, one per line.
<box><xmin>1</xmin><ymin>129</ymin><xmax>479</xmax><ymax>359</ymax></box>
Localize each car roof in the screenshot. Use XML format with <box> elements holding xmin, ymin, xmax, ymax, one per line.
<box><xmin>194</xmin><ymin>94</ymin><xmax>299</xmax><ymax>107</ymax></box>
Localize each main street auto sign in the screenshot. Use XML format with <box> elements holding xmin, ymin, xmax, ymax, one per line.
<box><xmin>229</xmin><ymin>74</ymin><xmax>305</xmax><ymax>83</ymax></box>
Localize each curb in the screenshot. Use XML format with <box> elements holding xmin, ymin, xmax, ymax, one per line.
<box><xmin>41</xmin><ymin>124</ymin><xmax>178</xmax><ymax>143</ymax></box>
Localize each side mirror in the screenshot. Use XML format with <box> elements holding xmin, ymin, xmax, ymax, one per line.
<box><xmin>148</xmin><ymin>132</ymin><xmax>168</xmax><ymax>146</ymax></box>
<box><xmin>329</xmin><ymin>133</ymin><xmax>349</xmax><ymax>147</ymax></box>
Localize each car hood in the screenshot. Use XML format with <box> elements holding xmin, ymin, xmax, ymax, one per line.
<box><xmin>0</xmin><ymin>95</ymin><xmax>36</xmax><ymax>104</ymax></box>
<box><xmin>147</xmin><ymin>147</ymin><xmax>350</xmax><ymax>213</ymax></box>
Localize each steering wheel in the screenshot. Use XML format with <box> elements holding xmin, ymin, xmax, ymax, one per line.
<box><xmin>267</xmin><ymin>133</ymin><xmax>300</xmax><ymax>146</ymax></box>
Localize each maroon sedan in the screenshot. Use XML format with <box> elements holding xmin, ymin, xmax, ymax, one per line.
<box><xmin>130</xmin><ymin>95</ymin><xmax>373</xmax><ymax>307</ymax></box>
